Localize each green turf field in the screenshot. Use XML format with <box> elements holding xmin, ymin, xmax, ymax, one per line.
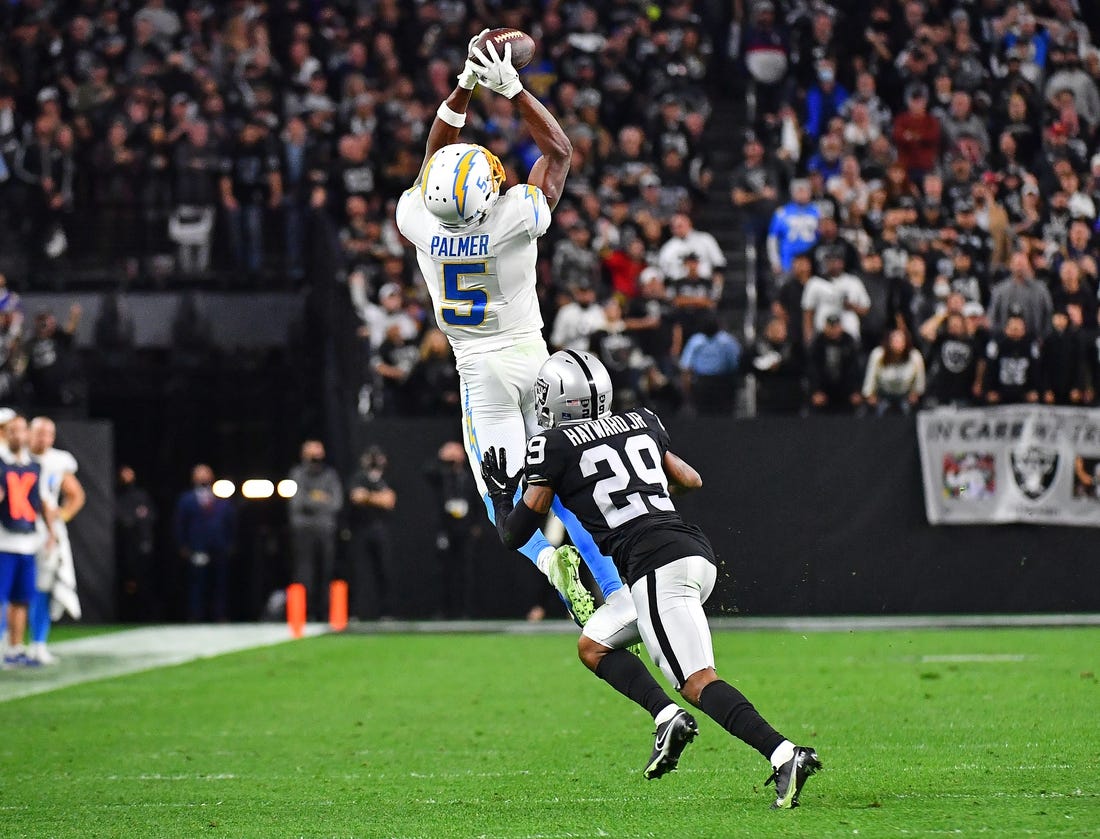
<box><xmin>3</xmin><ymin>627</ymin><xmax>1098</xmax><ymax>838</ymax></box>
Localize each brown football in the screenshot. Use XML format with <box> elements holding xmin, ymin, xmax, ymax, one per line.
<box><xmin>471</xmin><ymin>28</ymin><xmax>536</xmax><ymax>70</ymax></box>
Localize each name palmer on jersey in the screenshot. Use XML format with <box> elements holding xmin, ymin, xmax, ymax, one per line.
<box><xmin>430</xmin><ymin>233</ymin><xmax>491</xmax><ymax>259</ymax></box>
<box><xmin>396</xmin><ymin>183</ymin><xmax>551</xmax><ymax>359</ymax></box>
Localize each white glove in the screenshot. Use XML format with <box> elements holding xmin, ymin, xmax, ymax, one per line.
<box><xmin>470</xmin><ymin>41</ymin><xmax>523</xmax><ymax>99</ymax></box>
<box><xmin>457</xmin><ymin>28</ymin><xmax>489</xmax><ymax>90</ymax></box>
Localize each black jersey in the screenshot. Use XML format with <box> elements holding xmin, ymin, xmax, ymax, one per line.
<box><xmin>524</xmin><ymin>408</ymin><xmax>715</xmax><ymax>586</ymax></box>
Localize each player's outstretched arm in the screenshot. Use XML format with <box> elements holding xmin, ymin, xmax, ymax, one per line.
<box><xmin>413</xmin><ymin>85</ymin><xmax>474</xmax><ymax>188</ymax></box>
<box><xmin>664</xmin><ymin>451</ymin><xmax>702</xmax><ymax>495</ymax></box>
<box><xmin>482</xmin><ymin>446</ymin><xmax>552</xmax><ymax>550</ymax></box>
<box><xmin>469</xmin><ymin>39</ymin><xmax>571</xmax><ymax>208</ymax></box>
<box><xmin>517</xmin><ymin>91</ymin><xmax>572</xmax><ymax>210</ymax></box>
<box><xmin>411</xmin><ymin>30</ymin><xmax>488</xmax><ymax>187</ymax></box>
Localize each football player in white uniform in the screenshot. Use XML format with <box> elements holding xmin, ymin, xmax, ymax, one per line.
<box><xmin>28</xmin><ymin>417</ymin><xmax>85</xmax><ymax>664</ymax></box>
<box><xmin>395</xmin><ymin>35</ymin><xmax>622</xmax><ymax>621</ymax></box>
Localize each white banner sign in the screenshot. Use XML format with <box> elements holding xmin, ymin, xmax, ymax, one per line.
<box><xmin>917</xmin><ymin>405</ymin><xmax>1100</xmax><ymax>527</ymax></box>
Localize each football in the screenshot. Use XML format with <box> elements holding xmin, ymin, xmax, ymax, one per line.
<box><xmin>471</xmin><ymin>28</ymin><xmax>536</xmax><ymax>70</ymax></box>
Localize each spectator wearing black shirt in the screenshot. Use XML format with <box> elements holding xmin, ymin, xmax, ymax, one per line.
<box><xmin>27</xmin><ymin>304</ymin><xmax>84</xmax><ymax>415</ymax></box>
<box><xmin>623</xmin><ymin>269</ymin><xmax>678</xmax><ymax>379</ymax></box>
<box><xmin>1052</xmin><ymin>259</ymin><xmax>1098</xmax><ymax>331</ymax></box>
<box><xmin>115</xmin><ymin>464</ymin><xmax>157</xmax><ymax>622</ymax></box>
<box><xmin>739</xmin><ymin>0</ymin><xmax>790</xmax><ymax>120</ymax></box>
<box><xmin>1040</xmin><ymin>308</ymin><xmax>1085</xmax><ymax>406</ymax></box>
<box><xmin>858</xmin><ymin>250</ymin><xmax>900</xmax><ymax>354</ymax></box>
<box><xmin>807</xmin><ymin>314</ymin><xmax>863</xmax><ymax>414</ymax></box>
<box><xmin>346</xmin><ymin>446</ymin><xmax>396</xmax><ymax>620</ymax></box>
<box><xmin>809</xmin><ymin>211</ymin><xmax>859</xmax><ymax>278</ymax></box>
<box><xmin>423</xmin><ymin>441</ymin><xmax>481</xmax><ymax>620</ymax></box>
<box><xmin>170</xmin><ymin>119</ymin><xmax>219</xmax><ymax>275</ymax></box>
<box><xmin>281</xmin><ymin>115</ymin><xmax>326</xmax><ymax>281</ymax></box>
<box><xmin>373</xmin><ymin>322</ymin><xmax>420</xmax><ymax>416</ymax></box>
<box><xmin>982</xmin><ymin>313</ymin><xmax>1040</xmax><ymax>405</ymax></box>
<box><xmin>748</xmin><ymin>315</ymin><xmax>804</xmax><ymax>415</ymax></box>
<box><xmin>773</xmin><ymin>252</ymin><xmax>814</xmax><ymax>348</ymax></box>
<box><xmin>329</xmin><ymin>133</ymin><xmax>376</xmax><ymax>222</ymax></box>
<box><xmin>731</xmin><ymin>131</ymin><xmax>779</xmax><ymax>299</ymax></box>
<box><xmin>1084</xmin><ymin>309</ymin><xmax>1100</xmax><ymax>406</ymax></box>
<box><xmin>219</xmin><ymin>118</ymin><xmax>282</xmax><ymax>279</ymax></box>
<box><xmin>406</xmin><ymin>329</ymin><xmax>460</xmax><ymax>416</ymax></box>
<box><xmin>667</xmin><ymin>252</ymin><xmax>718</xmax><ymax>345</ymax></box>
<box><xmin>90</xmin><ymin>117</ymin><xmax>145</xmax><ymax>273</ymax></box>
<box><xmin>926</xmin><ymin>312</ymin><xmax>980</xmax><ymax>407</ymax></box>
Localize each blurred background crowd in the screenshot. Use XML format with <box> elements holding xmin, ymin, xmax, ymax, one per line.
<box><xmin>2</xmin><ymin>1</ymin><xmax>1100</xmax><ymax>420</ymax></box>
<box><xmin>4</xmin><ymin>1</ymin><xmax>1100</xmax><ymax>620</ymax></box>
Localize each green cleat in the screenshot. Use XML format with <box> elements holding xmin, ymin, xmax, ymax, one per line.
<box><xmin>547</xmin><ymin>545</ymin><xmax>596</xmax><ymax>626</ymax></box>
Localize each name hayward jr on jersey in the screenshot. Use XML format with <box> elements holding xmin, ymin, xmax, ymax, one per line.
<box><xmin>524</xmin><ymin>406</ymin><xmax>716</xmax><ymax>588</ymax></box>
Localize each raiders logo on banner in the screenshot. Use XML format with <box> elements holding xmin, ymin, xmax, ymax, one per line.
<box><xmin>917</xmin><ymin>405</ymin><xmax>1100</xmax><ymax>527</ymax></box>
<box><xmin>1009</xmin><ymin>446</ymin><xmax>1059</xmax><ymax>501</ymax></box>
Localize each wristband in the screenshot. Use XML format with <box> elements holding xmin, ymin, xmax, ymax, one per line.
<box><xmin>436</xmin><ymin>102</ymin><xmax>467</xmax><ymax>128</ymax></box>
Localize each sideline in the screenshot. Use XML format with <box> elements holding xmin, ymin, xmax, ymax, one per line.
<box><xmin>343</xmin><ymin>613</ymin><xmax>1100</xmax><ymax>635</ymax></box>
<box><xmin>5</xmin><ymin>614</ymin><xmax>1097</xmax><ymax>702</ymax></box>
<box><xmin>0</xmin><ymin>623</ymin><xmax>326</xmax><ymax>703</ymax></box>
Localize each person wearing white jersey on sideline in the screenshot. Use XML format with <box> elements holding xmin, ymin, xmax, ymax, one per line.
<box><xmin>28</xmin><ymin>416</ymin><xmax>85</xmax><ymax>665</ymax></box>
<box><xmin>395</xmin><ymin>33</ymin><xmax>622</xmax><ymax>622</ymax></box>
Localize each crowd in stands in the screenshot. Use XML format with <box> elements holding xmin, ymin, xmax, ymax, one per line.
<box><xmin>739</xmin><ymin>0</ymin><xmax>1100</xmax><ymax>415</ymax></box>
<box><xmin>1</xmin><ymin>1</ymin><xmax>1100</xmax><ymax>418</ymax></box>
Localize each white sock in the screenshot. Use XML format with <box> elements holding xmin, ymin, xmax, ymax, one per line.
<box><xmin>536</xmin><ymin>546</ymin><xmax>555</xmax><ymax>578</ymax></box>
<box><xmin>770</xmin><ymin>740</ymin><xmax>796</xmax><ymax>769</ymax></box>
<box><xmin>654</xmin><ymin>704</ymin><xmax>680</xmax><ymax>726</ymax></box>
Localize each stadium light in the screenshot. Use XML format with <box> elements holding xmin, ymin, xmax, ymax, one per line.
<box><xmin>241</xmin><ymin>479</ymin><xmax>275</xmax><ymax>499</ymax></box>
<box><xmin>277</xmin><ymin>479</ymin><xmax>298</xmax><ymax>499</ymax></box>
<box><xmin>212</xmin><ymin>479</ymin><xmax>236</xmax><ymax>499</ymax></box>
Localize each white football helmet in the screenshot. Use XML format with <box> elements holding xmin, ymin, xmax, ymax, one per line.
<box><xmin>421</xmin><ymin>143</ymin><xmax>505</xmax><ymax>226</ymax></box>
<box><xmin>535</xmin><ymin>350</ymin><xmax>613</xmax><ymax>428</ymax></box>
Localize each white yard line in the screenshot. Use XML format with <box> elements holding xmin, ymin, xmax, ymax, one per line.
<box><xmin>920</xmin><ymin>653</ymin><xmax>1028</xmax><ymax>663</ymax></box>
<box><xmin>0</xmin><ymin>623</ymin><xmax>326</xmax><ymax>703</ymax></box>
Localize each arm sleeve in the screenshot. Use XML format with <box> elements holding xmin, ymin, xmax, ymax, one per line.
<box><xmin>492</xmin><ymin>495</ymin><xmax>543</xmax><ymax>551</ymax></box>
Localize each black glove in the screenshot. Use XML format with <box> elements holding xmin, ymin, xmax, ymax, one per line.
<box><xmin>481</xmin><ymin>446</ymin><xmax>521</xmax><ymax>500</ymax></box>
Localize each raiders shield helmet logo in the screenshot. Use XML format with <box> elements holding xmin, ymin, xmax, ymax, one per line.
<box><xmin>1010</xmin><ymin>446</ymin><xmax>1059</xmax><ymax>501</ymax></box>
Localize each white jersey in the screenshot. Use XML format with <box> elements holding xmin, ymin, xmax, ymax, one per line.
<box><xmin>32</xmin><ymin>447</ymin><xmax>78</xmax><ymax>511</ymax></box>
<box><xmin>396</xmin><ymin>183</ymin><xmax>551</xmax><ymax>362</ymax></box>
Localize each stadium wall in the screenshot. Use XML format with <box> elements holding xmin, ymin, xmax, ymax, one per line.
<box><xmin>357</xmin><ymin>416</ymin><xmax>1097</xmax><ymax>617</ymax></box>
<box><xmin>56</xmin><ymin>420</ymin><xmax>115</xmax><ymax>624</ymax></box>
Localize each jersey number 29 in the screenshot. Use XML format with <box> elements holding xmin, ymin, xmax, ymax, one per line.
<box><xmin>580</xmin><ymin>437</ymin><xmax>674</xmax><ymax>527</ymax></box>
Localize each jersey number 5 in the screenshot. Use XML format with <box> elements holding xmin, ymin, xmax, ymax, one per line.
<box><xmin>580</xmin><ymin>437</ymin><xmax>673</xmax><ymax>528</ymax></box>
<box><xmin>442</xmin><ymin>263</ymin><xmax>488</xmax><ymax>326</ymax></box>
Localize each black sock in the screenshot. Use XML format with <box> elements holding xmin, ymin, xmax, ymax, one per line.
<box><xmin>594</xmin><ymin>649</ymin><xmax>675</xmax><ymax>719</ymax></box>
<box><xmin>698</xmin><ymin>679</ymin><xmax>785</xmax><ymax>760</ymax></box>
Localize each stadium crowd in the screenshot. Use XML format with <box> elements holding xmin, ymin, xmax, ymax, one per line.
<box><xmin>1</xmin><ymin>1</ymin><xmax>1100</xmax><ymax>417</ymax></box>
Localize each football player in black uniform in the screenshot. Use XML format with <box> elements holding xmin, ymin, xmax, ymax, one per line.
<box><xmin>481</xmin><ymin>350</ymin><xmax>821</xmax><ymax>809</ymax></box>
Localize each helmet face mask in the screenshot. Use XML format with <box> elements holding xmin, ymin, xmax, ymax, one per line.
<box><xmin>421</xmin><ymin>143</ymin><xmax>505</xmax><ymax>227</ymax></box>
<box><xmin>535</xmin><ymin>350</ymin><xmax>613</xmax><ymax>428</ymax></box>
